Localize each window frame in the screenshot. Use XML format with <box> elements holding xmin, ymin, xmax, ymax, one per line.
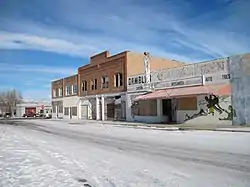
<box><xmin>91</xmin><ymin>79</ymin><xmax>98</xmax><ymax>90</ymax></box>
<box><xmin>58</xmin><ymin>88</ymin><xmax>62</xmax><ymax>97</ymax></box>
<box><xmin>82</xmin><ymin>80</ymin><xmax>87</xmax><ymax>91</ymax></box>
<box><xmin>72</xmin><ymin>84</ymin><xmax>77</xmax><ymax>94</ymax></box>
<box><xmin>65</xmin><ymin>85</ymin><xmax>70</xmax><ymax>96</ymax></box>
<box><xmin>101</xmin><ymin>76</ymin><xmax>109</xmax><ymax>89</ymax></box>
<box><xmin>53</xmin><ymin>89</ymin><xmax>56</xmax><ymax>97</ymax></box>
<box><xmin>114</xmin><ymin>73</ymin><xmax>123</xmax><ymax>87</ymax></box>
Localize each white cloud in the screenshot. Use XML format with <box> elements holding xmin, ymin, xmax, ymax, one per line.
<box><xmin>0</xmin><ymin>31</ymin><xmax>98</xmax><ymax>58</ymax></box>
<box><xmin>0</xmin><ymin>62</ymin><xmax>77</xmax><ymax>75</ymax></box>
<box><xmin>0</xmin><ymin>0</ymin><xmax>249</xmax><ymax>63</ymax></box>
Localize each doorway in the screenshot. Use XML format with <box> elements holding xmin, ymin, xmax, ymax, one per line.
<box><xmin>81</xmin><ymin>105</ymin><xmax>88</xmax><ymax>119</ymax></box>
<box><xmin>162</xmin><ymin>99</ymin><xmax>173</xmax><ymax>123</ymax></box>
<box><xmin>107</xmin><ymin>103</ymin><xmax>115</xmax><ymax>119</ymax></box>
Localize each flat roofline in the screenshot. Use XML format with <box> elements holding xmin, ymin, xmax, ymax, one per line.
<box><xmin>63</xmin><ymin>74</ymin><xmax>78</xmax><ymax>80</ymax></box>
<box><xmin>78</xmin><ymin>50</ymin><xmax>128</xmax><ymax>70</ymax></box>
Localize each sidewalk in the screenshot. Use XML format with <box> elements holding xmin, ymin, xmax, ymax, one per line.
<box><xmin>50</xmin><ymin>118</ymin><xmax>250</xmax><ymax>133</ymax></box>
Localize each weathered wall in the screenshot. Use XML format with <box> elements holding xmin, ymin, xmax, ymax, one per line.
<box><xmin>51</xmin><ymin>79</ymin><xmax>63</xmax><ymax>99</ymax></box>
<box><xmin>126</xmin><ymin>51</ymin><xmax>185</xmax><ymax>77</ymax></box>
<box><xmin>230</xmin><ymin>54</ymin><xmax>250</xmax><ymax>125</ymax></box>
<box><xmin>78</xmin><ymin>51</ymin><xmax>126</xmax><ymax>96</ymax></box>
<box><xmin>127</xmin><ymin>57</ymin><xmax>230</xmax><ymax>92</ymax></box>
<box><xmin>63</xmin><ymin>74</ymin><xmax>78</xmax><ymax>97</ymax></box>
<box><xmin>63</xmin><ymin>96</ymin><xmax>79</xmax><ymax>119</ymax></box>
<box><xmin>181</xmin><ymin>94</ymin><xmax>234</xmax><ymax>125</ymax></box>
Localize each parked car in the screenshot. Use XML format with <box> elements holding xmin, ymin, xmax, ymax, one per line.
<box><xmin>23</xmin><ymin>113</ymin><xmax>36</xmax><ymax>118</ymax></box>
<box><xmin>4</xmin><ymin>112</ymin><xmax>11</xmax><ymax>118</ymax></box>
<box><xmin>45</xmin><ymin>113</ymin><xmax>52</xmax><ymax>119</ymax></box>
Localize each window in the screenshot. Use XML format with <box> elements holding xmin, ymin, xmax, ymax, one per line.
<box><xmin>72</xmin><ymin>84</ymin><xmax>77</xmax><ymax>94</ymax></box>
<box><xmin>222</xmin><ymin>74</ymin><xmax>230</xmax><ymax>79</ymax></box>
<box><xmin>177</xmin><ymin>97</ymin><xmax>197</xmax><ymax>110</ymax></box>
<box><xmin>206</xmin><ymin>76</ymin><xmax>213</xmax><ymax>82</ymax></box>
<box><xmin>102</xmin><ymin>76</ymin><xmax>109</xmax><ymax>89</ymax></box>
<box><xmin>71</xmin><ymin>107</ymin><xmax>77</xmax><ymax>116</ymax></box>
<box><xmin>64</xmin><ymin>107</ymin><xmax>69</xmax><ymax>115</ymax></box>
<box><xmin>65</xmin><ymin>85</ymin><xmax>70</xmax><ymax>95</ymax></box>
<box><xmin>114</xmin><ymin>73</ymin><xmax>123</xmax><ymax>87</ymax></box>
<box><xmin>58</xmin><ymin>88</ymin><xmax>62</xmax><ymax>97</ymax></box>
<box><xmin>53</xmin><ymin>89</ymin><xmax>56</xmax><ymax>97</ymax></box>
<box><xmin>128</xmin><ymin>78</ymin><xmax>132</xmax><ymax>85</ymax></box>
<box><xmin>91</xmin><ymin>79</ymin><xmax>97</xmax><ymax>90</ymax></box>
<box><xmin>137</xmin><ymin>100</ymin><xmax>157</xmax><ymax>116</ymax></box>
<box><xmin>82</xmin><ymin>80</ymin><xmax>87</xmax><ymax>91</ymax></box>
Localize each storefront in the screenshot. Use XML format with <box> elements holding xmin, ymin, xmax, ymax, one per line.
<box><xmin>134</xmin><ymin>83</ymin><xmax>232</xmax><ymax>124</ymax></box>
<box><xmin>126</xmin><ymin>56</ymin><xmax>234</xmax><ymax>124</ymax></box>
<box><xmin>79</xmin><ymin>92</ymin><xmax>126</xmax><ymax>121</ymax></box>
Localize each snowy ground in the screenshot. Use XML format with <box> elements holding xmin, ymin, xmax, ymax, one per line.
<box><xmin>1</xmin><ymin>119</ymin><xmax>250</xmax><ymax>187</ymax></box>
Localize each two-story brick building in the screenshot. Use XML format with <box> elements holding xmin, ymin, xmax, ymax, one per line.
<box><xmin>51</xmin><ymin>74</ymin><xmax>78</xmax><ymax>119</ymax></box>
<box><xmin>51</xmin><ymin>79</ymin><xmax>64</xmax><ymax>118</ymax></box>
<box><xmin>51</xmin><ymin>50</ymin><xmax>185</xmax><ymax>120</ymax></box>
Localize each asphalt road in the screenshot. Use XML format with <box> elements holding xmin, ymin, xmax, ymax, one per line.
<box><xmin>1</xmin><ymin>119</ymin><xmax>250</xmax><ymax>187</ymax></box>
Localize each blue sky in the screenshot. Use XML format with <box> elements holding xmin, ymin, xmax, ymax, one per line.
<box><xmin>0</xmin><ymin>0</ymin><xmax>249</xmax><ymax>100</ymax></box>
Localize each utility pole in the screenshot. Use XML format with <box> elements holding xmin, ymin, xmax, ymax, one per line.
<box><xmin>4</xmin><ymin>100</ymin><xmax>7</xmax><ymax>124</ymax></box>
<box><xmin>144</xmin><ymin>52</ymin><xmax>151</xmax><ymax>90</ymax></box>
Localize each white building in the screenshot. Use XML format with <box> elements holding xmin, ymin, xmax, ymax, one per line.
<box><xmin>126</xmin><ymin>56</ymin><xmax>233</xmax><ymax>125</ymax></box>
<box><xmin>16</xmin><ymin>100</ymin><xmax>52</xmax><ymax>117</ymax></box>
<box><xmin>51</xmin><ymin>75</ymin><xmax>79</xmax><ymax>119</ymax></box>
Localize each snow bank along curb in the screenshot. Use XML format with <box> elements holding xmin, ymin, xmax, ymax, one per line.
<box><xmin>69</xmin><ymin>120</ymin><xmax>250</xmax><ymax>133</ymax></box>
<box><xmin>76</xmin><ymin>120</ymin><xmax>250</xmax><ymax>133</ymax></box>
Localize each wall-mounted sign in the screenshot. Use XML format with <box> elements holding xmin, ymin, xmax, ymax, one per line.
<box><xmin>127</xmin><ymin>76</ymin><xmax>203</xmax><ymax>93</ymax></box>
<box><xmin>127</xmin><ymin>58</ymin><xmax>229</xmax><ymax>88</ymax></box>
<box><xmin>171</xmin><ymin>81</ymin><xmax>184</xmax><ymax>86</ymax></box>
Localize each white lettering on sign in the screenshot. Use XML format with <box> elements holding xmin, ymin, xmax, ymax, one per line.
<box><xmin>195</xmin><ymin>59</ymin><xmax>226</xmax><ymax>75</ymax></box>
<box><xmin>127</xmin><ymin>58</ymin><xmax>229</xmax><ymax>89</ymax></box>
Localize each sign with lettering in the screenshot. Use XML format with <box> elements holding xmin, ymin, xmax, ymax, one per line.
<box><xmin>127</xmin><ymin>57</ymin><xmax>229</xmax><ymax>89</ymax></box>
<box><xmin>127</xmin><ymin>76</ymin><xmax>203</xmax><ymax>93</ymax></box>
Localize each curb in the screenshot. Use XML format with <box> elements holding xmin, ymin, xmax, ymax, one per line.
<box><xmin>112</xmin><ymin>124</ymin><xmax>179</xmax><ymax>131</ymax></box>
<box><xmin>112</xmin><ymin>124</ymin><xmax>250</xmax><ymax>133</ymax></box>
<box><xmin>213</xmin><ymin>129</ymin><xmax>250</xmax><ymax>133</ymax></box>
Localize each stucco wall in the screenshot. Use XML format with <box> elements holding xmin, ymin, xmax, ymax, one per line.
<box><xmin>126</xmin><ymin>94</ymin><xmax>168</xmax><ymax>123</ymax></box>
<box><xmin>62</xmin><ymin>96</ymin><xmax>79</xmax><ymax>119</ymax></box>
<box><xmin>126</xmin><ymin>52</ymin><xmax>185</xmax><ymax>77</ymax></box>
<box><xmin>180</xmin><ymin>94</ymin><xmax>233</xmax><ymax>125</ymax></box>
<box><xmin>127</xmin><ymin>57</ymin><xmax>230</xmax><ymax>92</ymax></box>
<box><xmin>230</xmin><ymin>53</ymin><xmax>250</xmax><ymax>125</ymax></box>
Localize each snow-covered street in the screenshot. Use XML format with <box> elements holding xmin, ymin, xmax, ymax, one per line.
<box><xmin>1</xmin><ymin>119</ymin><xmax>250</xmax><ymax>187</ymax></box>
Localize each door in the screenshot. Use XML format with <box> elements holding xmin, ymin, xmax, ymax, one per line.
<box><xmin>162</xmin><ymin>99</ymin><xmax>173</xmax><ymax>123</ymax></box>
<box><xmin>81</xmin><ymin>105</ymin><xmax>88</xmax><ymax>119</ymax></box>
<box><xmin>171</xmin><ymin>98</ymin><xmax>177</xmax><ymax>123</ymax></box>
<box><xmin>107</xmin><ymin>103</ymin><xmax>115</xmax><ymax>119</ymax></box>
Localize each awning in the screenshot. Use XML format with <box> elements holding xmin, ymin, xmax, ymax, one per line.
<box><xmin>114</xmin><ymin>98</ymin><xmax>122</xmax><ymax>105</ymax></box>
<box><xmin>134</xmin><ymin>84</ymin><xmax>231</xmax><ymax>101</ymax></box>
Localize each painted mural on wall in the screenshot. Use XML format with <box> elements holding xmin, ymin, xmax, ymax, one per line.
<box><xmin>184</xmin><ymin>94</ymin><xmax>236</xmax><ymax>122</ymax></box>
